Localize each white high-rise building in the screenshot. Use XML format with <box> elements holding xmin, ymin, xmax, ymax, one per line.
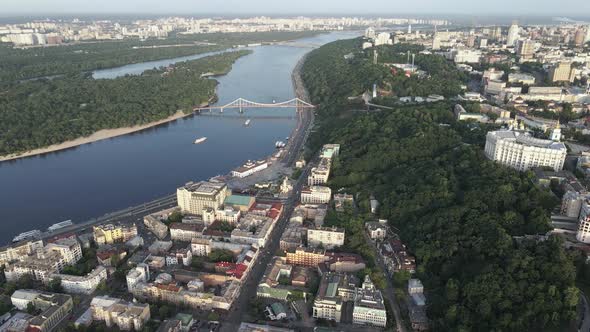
<box><xmin>365</xmin><ymin>27</ymin><xmax>376</xmax><ymax>40</ymax></box>
<box><xmin>374</xmin><ymin>32</ymin><xmax>392</xmax><ymax>46</ymax></box>
<box><xmin>584</xmin><ymin>26</ymin><xmax>590</xmax><ymax>44</ymax></box>
<box><xmin>484</xmin><ymin>130</ymin><xmax>567</xmax><ymax>172</ymax></box>
<box><xmin>507</xmin><ymin>23</ymin><xmax>519</xmax><ymax>46</ymax></box>
<box><xmin>578</xmin><ymin>202</ymin><xmax>590</xmax><ymax>243</ymax></box>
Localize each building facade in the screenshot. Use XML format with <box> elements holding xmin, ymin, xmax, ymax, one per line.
<box><xmin>177</xmin><ymin>181</ymin><xmax>230</xmax><ymax>216</ymax></box>
<box><xmin>301</xmin><ymin>186</ymin><xmax>332</xmax><ymax>204</ymax></box>
<box><xmin>307</xmin><ymin>227</ymin><xmax>345</xmax><ymax>249</ymax></box>
<box><xmin>484</xmin><ymin>130</ymin><xmax>566</xmax><ymax>171</ymax></box>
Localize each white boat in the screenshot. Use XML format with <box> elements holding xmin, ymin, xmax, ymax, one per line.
<box><xmin>13</xmin><ymin>230</ymin><xmax>42</xmax><ymax>243</ymax></box>
<box><xmin>48</xmin><ymin>220</ymin><xmax>74</xmax><ymax>232</ymax></box>
<box><xmin>194</xmin><ymin>137</ymin><xmax>207</xmax><ymax>144</ymax></box>
<box><xmin>244</xmin><ymin>119</ymin><xmax>251</xmax><ymax>126</ymax></box>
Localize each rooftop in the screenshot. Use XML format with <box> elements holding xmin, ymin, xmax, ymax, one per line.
<box><xmin>489</xmin><ymin>130</ymin><xmax>566</xmax><ymax>150</ymax></box>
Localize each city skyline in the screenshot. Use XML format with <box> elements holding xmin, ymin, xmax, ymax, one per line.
<box><xmin>2</xmin><ymin>0</ymin><xmax>590</xmax><ymax>16</ymax></box>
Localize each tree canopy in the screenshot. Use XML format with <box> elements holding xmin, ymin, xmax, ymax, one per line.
<box><xmin>302</xmin><ymin>38</ymin><xmax>578</xmax><ymax>331</ymax></box>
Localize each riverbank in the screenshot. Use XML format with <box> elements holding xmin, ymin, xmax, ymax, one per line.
<box><xmin>0</xmin><ymin>111</ymin><xmax>191</xmax><ymax>162</ymax></box>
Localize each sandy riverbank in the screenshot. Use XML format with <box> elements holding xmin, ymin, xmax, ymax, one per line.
<box><xmin>0</xmin><ymin>111</ymin><xmax>191</xmax><ymax>162</ymax></box>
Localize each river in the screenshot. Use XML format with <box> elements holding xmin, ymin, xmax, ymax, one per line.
<box><xmin>0</xmin><ymin>31</ymin><xmax>359</xmax><ymax>244</ymax></box>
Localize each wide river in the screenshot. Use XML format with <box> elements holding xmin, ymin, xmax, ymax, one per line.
<box><xmin>0</xmin><ymin>31</ymin><xmax>359</xmax><ymax>244</ymax></box>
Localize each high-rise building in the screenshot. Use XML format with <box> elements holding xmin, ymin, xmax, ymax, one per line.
<box><xmin>574</xmin><ymin>28</ymin><xmax>586</xmax><ymax>46</ymax></box>
<box><xmin>364</xmin><ymin>27</ymin><xmax>376</xmax><ymax>40</ymax></box>
<box><xmin>507</xmin><ymin>23</ymin><xmax>519</xmax><ymax>46</ymax></box>
<box><xmin>585</xmin><ymin>26</ymin><xmax>590</xmax><ymax>44</ymax></box>
<box><xmin>517</xmin><ymin>39</ymin><xmax>535</xmax><ymax>60</ymax></box>
<box><xmin>549</xmin><ymin>62</ymin><xmax>576</xmax><ymax>83</ymax></box>
<box><xmin>484</xmin><ymin>129</ymin><xmax>567</xmax><ymax>172</ymax></box>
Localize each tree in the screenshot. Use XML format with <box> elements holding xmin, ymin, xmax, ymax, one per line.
<box><xmin>48</xmin><ymin>277</ymin><xmax>63</xmax><ymax>293</ymax></box>
<box><xmin>26</xmin><ymin>302</ymin><xmax>36</xmax><ymax>314</ymax></box>
<box><xmin>208</xmin><ymin>249</ymin><xmax>234</xmax><ymax>263</ymax></box>
<box><xmin>207</xmin><ymin>311</ymin><xmax>220</xmax><ymax>321</ymax></box>
<box><xmin>167</xmin><ymin>211</ymin><xmax>183</xmax><ymax>224</ymax></box>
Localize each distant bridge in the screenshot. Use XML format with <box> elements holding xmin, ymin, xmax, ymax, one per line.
<box><xmin>197</xmin><ymin>97</ymin><xmax>315</xmax><ymax>113</ymax></box>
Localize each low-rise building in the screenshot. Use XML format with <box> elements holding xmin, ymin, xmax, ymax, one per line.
<box><xmin>366</xmin><ymin>221</ymin><xmax>388</xmax><ymax>241</ymax></box>
<box><xmin>144</xmin><ymin>209</ymin><xmax>174</xmax><ymax>239</ymax></box>
<box><xmin>191</xmin><ymin>238</ymin><xmax>212</xmax><ymax>256</ymax></box>
<box><xmin>231</xmin><ymin>160</ymin><xmax>269</xmax><ymax>178</ymax></box>
<box><xmin>149</xmin><ymin>241</ymin><xmax>173</xmax><ymax>255</ymax></box>
<box><xmin>308</xmin><ymin>158</ymin><xmax>331</xmax><ymax>186</ymax></box>
<box><xmin>333</xmin><ymin>193</ymin><xmax>354</xmax><ymax>212</ymax></box>
<box><xmin>0</xmin><ymin>239</ymin><xmax>43</xmax><ymax>266</ymax></box>
<box><xmin>127</xmin><ymin>264</ymin><xmax>150</xmax><ymax>292</ymax></box>
<box><xmin>166</xmin><ymin>247</ymin><xmax>192</xmax><ymax>266</ymax></box>
<box><xmin>90</xmin><ymin>296</ymin><xmax>150</xmax><ymax>331</ymax></box>
<box><xmin>307</xmin><ymin>227</ymin><xmax>345</xmax><ymax>249</ymax></box>
<box><xmin>170</xmin><ymin>223</ymin><xmax>204</xmax><ymax>242</ymax></box>
<box><xmin>352</xmin><ymin>276</ymin><xmax>387</xmax><ymax>327</ymax></box>
<box><xmin>11</xmin><ymin>291</ymin><xmax>73</xmax><ymax>332</ymax></box>
<box><xmin>301</xmin><ymin>186</ymin><xmax>332</xmax><ymax>204</ymax></box>
<box><xmin>285</xmin><ymin>247</ymin><xmax>328</xmax><ymax>267</ymax></box>
<box><xmin>93</xmin><ymin>223</ymin><xmax>138</xmax><ymax>245</ymax></box>
<box><xmin>312</xmin><ymin>273</ymin><xmax>357</xmax><ymax>322</ymax></box>
<box><xmin>53</xmin><ymin>265</ymin><xmax>108</xmax><ymax>294</ymax></box>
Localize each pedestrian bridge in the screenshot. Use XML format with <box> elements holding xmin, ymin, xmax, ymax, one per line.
<box><xmin>196</xmin><ymin>97</ymin><xmax>315</xmax><ymax>113</ymax></box>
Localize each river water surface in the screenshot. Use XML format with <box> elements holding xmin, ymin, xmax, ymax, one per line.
<box><xmin>0</xmin><ymin>31</ymin><xmax>359</xmax><ymax>244</ymax></box>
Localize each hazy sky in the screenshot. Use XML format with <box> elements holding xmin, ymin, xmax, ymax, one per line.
<box><xmin>3</xmin><ymin>0</ymin><xmax>590</xmax><ymax>16</ymax></box>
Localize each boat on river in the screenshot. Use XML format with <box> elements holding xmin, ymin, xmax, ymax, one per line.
<box><xmin>244</xmin><ymin>119</ymin><xmax>251</xmax><ymax>126</ymax></box>
<box><xmin>194</xmin><ymin>137</ymin><xmax>207</xmax><ymax>144</ymax></box>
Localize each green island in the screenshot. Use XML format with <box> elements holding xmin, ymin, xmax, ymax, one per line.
<box><xmin>0</xmin><ymin>31</ymin><xmax>320</xmax><ymax>82</ymax></box>
<box><xmin>302</xmin><ymin>38</ymin><xmax>579</xmax><ymax>331</ymax></box>
<box><xmin>0</xmin><ymin>50</ymin><xmax>250</xmax><ymax>156</ymax></box>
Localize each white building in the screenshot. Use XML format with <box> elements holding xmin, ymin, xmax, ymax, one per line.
<box><xmin>562</xmin><ymin>190</ymin><xmax>586</xmax><ymax>218</ymax></box>
<box><xmin>53</xmin><ymin>266</ymin><xmax>108</xmax><ymax>295</ymax></box>
<box><xmin>308</xmin><ymin>158</ymin><xmax>331</xmax><ymax>186</ymax></box>
<box><xmin>169</xmin><ymin>223</ymin><xmax>204</xmax><ymax>242</ymax></box>
<box><xmin>452</xmin><ymin>49</ymin><xmax>482</xmax><ymax>63</ymax></box>
<box><xmin>374</xmin><ymin>32</ymin><xmax>392</xmax><ymax>46</ymax></box>
<box><xmin>90</xmin><ymin>296</ymin><xmax>150</xmax><ymax>331</ymax></box>
<box><xmin>352</xmin><ymin>276</ymin><xmax>387</xmax><ymax>327</ymax></box>
<box><xmin>366</xmin><ymin>221</ymin><xmax>388</xmax><ymax>241</ymax></box>
<box><xmin>578</xmin><ymin>202</ymin><xmax>590</xmax><ymax>244</ymax></box>
<box><xmin>126</xmin><ymin>264</ymin><xmax>150</xmax><ymax>291</ymax></box>
<box><xmin>11</xmin><ymin>289</ymin><xmax>41</xmax><ymax>310</ymax></box>
<box><xmin>301</xmin><ymin>186</ymin><xmax>332</xmax><ymax>204</ymax></box>
<box><xmin>484</xmin><ymin>129</ymin><xmax>567</xmax><ymax>172</ymax></box>
<box><xmin>231</xmin><ymin>160</ymin><xmax>268</xmax><ymax>178</ymax></box>
<box><xmin>507</xmin><ymin>23</ymin><xmax>519</xmax><ymax>46</ymax></box>
<box><xmin>307</xmin><ymin>227</ymin><xmax>345</xmax><ymax>249</ymax></box>
<box><xmin>191</xmin><ymin>238</ymin><xmax>212</xmax><ymax>257</ymax></box>
<box><xmin>176</xmin><ymin>181</ymin><xmax>230</xmax><ymax>216</ymax></box>
<box><xmin>408</xmin><ymin>279</ymin><xmax>424</xmax><ymax>294</ymax></box>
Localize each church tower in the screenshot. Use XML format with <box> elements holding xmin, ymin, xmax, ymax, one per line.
<box><xmin>550</xmin><ymin>120</ymin><xmax>562</xmax><ymax>141</ymax></box>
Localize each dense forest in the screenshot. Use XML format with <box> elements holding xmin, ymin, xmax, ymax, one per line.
<box><xmin>0</xmin><ymin>31</ymin><xmax>319</xmax><ymax>82</ymax></box>
<box><xmin>302</xmin><ymin>39</ymin><xmax>578</xmax><ymax>331</ymax></box>
<box><xmin>301</xmin><ymin>38</ymin><xmax>468</xmax><ymax>117</ymax></box>
<box><xmin>0</xmin><ymin>50</ymin><xmax>250</xmax><ymax>156</ymax></box>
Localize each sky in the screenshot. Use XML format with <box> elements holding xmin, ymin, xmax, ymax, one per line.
<box><xmin>2</xmin><ymin>0</ymin><xmax>590</xmax><ymax>16</ymax></box>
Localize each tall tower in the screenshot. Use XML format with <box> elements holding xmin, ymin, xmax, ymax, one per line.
<box><xmin>507</xmin><ymin>22</ymin><xmax>519</xmax><ymax>46</ymax></box>
<box><xmin>408</xmin><ymin>24</ymin><xmax>412</xmax><ymax>34</ymax></box>
<box><xmin>373</xmin><ymin>50</ymin><xmax>378</xmax><ymax>65</ymax></box>
<box><xmin>550</xmin><ymin>120</ymin><xmax>562</xmax><ymax>141</ymax></box>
